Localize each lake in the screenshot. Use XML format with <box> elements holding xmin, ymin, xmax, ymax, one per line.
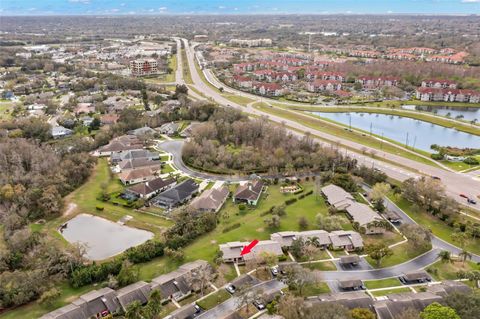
<box><xmin>309</xmin><ymin>112</ymin><xmax>480</xmax><ymax>152</ymax></box>
<box><xmin>61</xmin><ymin>214</ymin><xmax>154</xmax><ymax>260</ymax></box>
<box><xmin>401</xmin><ymin>105</ymin><xmax>480</xmax><ymax>122</ymax></box>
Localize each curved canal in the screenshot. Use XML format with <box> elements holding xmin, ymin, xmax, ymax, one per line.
<box><xmin>309</xmin><ymin>111</ymin><xmax>480</xmax><ymax>152</ymax></box>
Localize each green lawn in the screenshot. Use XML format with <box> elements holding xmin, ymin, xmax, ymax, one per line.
<box><xmin>426</xmin><ymin>260</ymin><xmax>480</xmax><ymax>281</ymax></box>
<box><xmin>440</xmin><ymin>160</ymin><xmax>479</xmax><ymax>172</ymax></box>
<box><xmin>364</xmin><ymin>278</ymin><xmax>402</xmax><ymax>289</ymax></box>
<box><xmin>294</xmin><ymin>282</ymin><xmax>330</xmax><ymax>297</ymax></box>
<box><xmin>182</xmin><ymin>49</ymin><xmax>193</xmax><ymax>84</ymax></box>
<box><xmin>370</xmin><ymin>287</ymin><xmax>412</xmax><ymax>297</ymax></box>
<box><xmin>160</xmin><ymin>154</ymin><xmax>170</xmax><ymax>161</ymax></box>
<box><xmin>0</xmin><ymin>101</ymin><xmax>14</xmax><ymax>120</ymax></box>
<box><xmin>365</xmin><ymin>241</ymin><xmax>428</xmax><ymax>268</ymax></box>
<box><xmin>222</xmin><ymin>94</ymin><xmax>256</xmax><ymax>106</ymax></box>
<box><xmin>253</xmin><ymin>103</ymin><xmax>440</xmax><ymax>169</ymax></box>
<box><xmin>302</xmin><ymin>261</ymin><xmax>337</xmax><ymax>271</ymax></box>
<box><xmin>162</xmin><ymin>163</ymin><xmax>177</xmax><ymax>174</ymax></box>
<box><xmin>390</xmin><ymin>195</ymin><xmax>480</xmax><ymax>255</ymax></box>
<box><xmin>196</xmin><ymin>290</ymin><xmax>231</xmax><ymax>310</ymax></box>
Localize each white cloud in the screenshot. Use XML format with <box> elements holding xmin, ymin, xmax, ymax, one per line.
<box><xmin>461</xmin><ymin>0</ymin><xmax>480</xmax><ymax>3</ymax></box>
<box><xmin>218</xmin><ymin>6</ymin><xmax>226</xmax><ymax>9</ymax></box>
<box><xmin>158</xmin><ymin>7</ymin><xmax>167</xmax><ymax>11</ymax></box>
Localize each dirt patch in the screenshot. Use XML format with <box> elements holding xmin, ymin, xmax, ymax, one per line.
<box><xmin>210</xmin><ymin>239</ymin><xmax>217</xmax><ymax>244</ymax></box>
<box><xmin>63</xmin><ymin>202</ymin><xmax>78</xmax><ymax>216</ymax></box>
<box><xmin>256</xmin><ymin>227</ymin><xmax>264</xmax><ymax>232</ymax></box>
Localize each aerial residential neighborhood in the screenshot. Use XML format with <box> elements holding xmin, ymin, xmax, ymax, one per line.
<box><xmin>0</xmin><ymin>2</ymin><xmax>480</xmax><ymax>319</ymax></box>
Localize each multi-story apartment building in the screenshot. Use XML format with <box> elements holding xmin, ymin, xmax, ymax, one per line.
<box><xmin>129</xmin><ymin>59</ymin><xmax>158</xmax><ymax>76</ymax></box>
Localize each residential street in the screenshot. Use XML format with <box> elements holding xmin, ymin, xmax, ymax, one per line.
<box><xmin>197</xmin><ymin>280</ymin><xmax>286</xmax><ymax>319</ymax></box>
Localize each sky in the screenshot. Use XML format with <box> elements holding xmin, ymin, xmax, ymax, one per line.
<box><xmin>0</xmin><ymin>0</ymin><xmax>479</xmax><ymax>16</ymax></box>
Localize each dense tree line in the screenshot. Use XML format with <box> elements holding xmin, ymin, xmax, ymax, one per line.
<box><xmin>0</xmin><ymin>139</ymin><xmax>95</xmax><ymax>308</ymax></box>
<box><xmin>183</xmin><ymin>109</ymin><xmax>357</xmax><ymax>175</ymax></box>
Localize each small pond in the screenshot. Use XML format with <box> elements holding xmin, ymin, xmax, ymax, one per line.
<box><xmin>61</xmin><ymin>214</ymin><xmax>153</xmax><ymax>260</ymax></box>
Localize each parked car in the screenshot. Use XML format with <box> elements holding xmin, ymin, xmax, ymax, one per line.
<box><xmin>431</xmin><ymin>176</ymin><xmax>441</xmax><ymax>180</ymax></box>
<box><xmin>253</xmin><ymin>299</ymin><xmax>266</xmax><ymax>310</ymax></box>
<box><xmin>225</xmin><ymin>284</ymin><xmax>236</xmax><ymax>294</ymax></box>
<box><xmin>467</xmin><ymin>198</ymin><xmax>477</xmax><ymax>205</ymax></box>
<box><xmin>459</xmin><ymin>194</ymin><xmax>468</xmax><ymax>199</ymax></box>
<box><xmin>271</xmin><ymin>267</ymin><xmax>279</xmax><ymax>276</ymax></box>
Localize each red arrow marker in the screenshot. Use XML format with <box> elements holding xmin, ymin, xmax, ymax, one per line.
<box><xmin>241</xmin><ymin>239</ymin><xmax>259</xmax><ymax>256</ymax></box>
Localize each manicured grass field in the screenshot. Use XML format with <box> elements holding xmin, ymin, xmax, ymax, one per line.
<box><xmin>370</xmin><ymin>287</ymin><xmax>411</xmax><ymax>297</ymax></box>
<box><xmin>196</xmin><ymin>290</ymin><xmax>231</xmax><ymax>310</ymax></box>
<box><xmin>390</xmin><ymin>195</ymin><xmax>480</xmax><ymax>255</ymax></box>
<box><xmin>162</xmin><ymin>163</ymin><xmax>177</xmax><ymax>174</ymax></box>
<box><xmin>365</xmin><ymin>241</ymin><xmax>428</xmax><ymax>268</ymax></box>
<box><xmin>222</xmin><ymin>94</ymin><xmax>256</xmax><ymax>106</ymax></box>
<box><xmin>426</xmin><ymin>260</ymin><xmax>480</xmax><ymax>281</ymax></box>
<box><xmin>302</xmin><ymin>282</ymin><xmax>331</xmax><ymax>296</ymax></box>
<box><xmin>364</xmin><ymin>278</ymin><xmax>402</xmax><ymax>289</ymax></box>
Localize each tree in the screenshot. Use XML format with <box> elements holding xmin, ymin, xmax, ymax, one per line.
<box><xmin>125</xmin><ymin>300</ymin><xmax>143</xmax><ymax>319</ymax></box>
<box><xmin>38</xmin><ymin>288</ymin><xmax>61</xmax><ymax>307</ymax></box>
<box><xmin>284</xmin><ymin>266</ymin><xmax>316</xmax><ymax>297</ymax></box>
<box><xmin>369</xmin><ymin>182</ymin><xmax>391</xmax><ymax>204</ymax></box>
<box><xmin>438</xmin><ymin>250</ymin><xmax>452</xmax><ymax>263</ymax></box>
<box><xmin>350</xmin><ymin>308</ymin><xmax>376</xmax><ymax>319</ymax></box>
<box><xmin>235</xmin><ymin>284</ymin><xmax>256</xmax><ymax>317</ymax></box>
<box><xmin>443</xmin><ymin>291</ymin><xmax>480</xmax><ymax>319</ymax></box>
<box><xmin>316</xmin><ymin>214</ymin><xmax>347</xmax><ymax>231</ymax></box>
<box><xmin>144</xmin><ymin>289</ymin><xmax>162</xmax><ymax>318</ymax></box>
<box><xmin>451</xmin><ymin>232</ymin><xmax>469</xmax><ymax>249</ymax></box>
<box><xmin>117</xmin><ymin>260</ymin><xmax>139</xmax><ymax>287</ymax></box>
<box><xmin>399</xmin><ymin>224</ymin><xmax>432</xmax><ymax>252</ymax></box>
<box><xmin>458</xmin><ymin>249</ymin><xmax>472</xmax><ymax>265</ymax></box>
<box><xmin>190</xmin><ymin>263</ymin><xmax>213</xmax><ymax>297</ymax></box>
<box><xmin>365</xmin><ymin>243</ymin><xmax>393</xmax><ymax>267</ymax></box>
<box><xmin>420</xmin><ymin>302</ymin><xmax>460</xmax><ymax>319</ymax></box>
<box><xmin>265</xmin><ymin>215</ymin><xmax>281</xmax><ymax>229</ymax></box>
<box><xmin>298</xmin><ymin>217</ymin><xmax>309</xmax><ymax>230</ymax></box>
<box><xmin>456</xmin><ymin>270</ymin><xmax>480</xmax><ymax>289</ymax></box>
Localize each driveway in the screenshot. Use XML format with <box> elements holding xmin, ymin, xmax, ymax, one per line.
<box><xmin>197</xmin><ymin>280</ymin><xmax>285</xmax><ymax>319</ymax></box>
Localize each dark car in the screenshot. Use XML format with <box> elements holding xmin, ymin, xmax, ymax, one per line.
<box><xmin>459</xmin><ymin>194</ymin><xmax>468</xmax><ymax>199</ymax></box>
<box><xmin>467</xmin><ymin>198</ymin><xmax>477</xmax><ymax>205</ymax></box>
<box><xmin>431</xmin><ymin>176</ymin><xmax>441</xmax><ymax>180</ymax></box>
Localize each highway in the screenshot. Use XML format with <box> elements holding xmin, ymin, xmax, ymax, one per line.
<box><xmin>178</xmin><ymin>37</ymin><xmax>480</xmax><ymax>211</ymax></box>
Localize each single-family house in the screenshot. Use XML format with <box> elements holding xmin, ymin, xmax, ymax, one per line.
<box><xmin>51</xmin><ymin>126</ymin><xmax>73</xmax><ymax>139</ymax></box>
<box><xmin>158</xmin><ymin>122</ymin><xmax>180</xmax><ymax>135</ymax></box>
<box><xmin>118</xmin><ymin>167</ymin><xmax>159</xmax><ymax>185</ymax></box>
<box><xmin>345</xmin><ymin>202</ymin><xmax>385</xmax><ymax>234</ymax></box>
<box><xmin>190</xmin><ymin>186</ymin><xmax>229</xmax><ymax>213</ymax></box>
<box><xmin>305</xmin><ymin>291</ymin><xmax>373</xmax><ymax>310</ymax></box>
<box><xmin>233</xmin><ymin>180</ymin><xmax>264</xmax><ymax>206</ymax></box>
<box><xmin>374</xmin><ymin>292</ymin><xmax>442</xmax><ymax>319</ymax></box>
<box><xmin>329</xmin><ymin>230</ymin><xmax>364</xmax><ymax>251</ymax></box>
<box><xmin>129</xmin><ymin>126</ymin><xmax>156</xmax><ymax>137</ymax></box>
<box><xmin>321</xmin><ymin>184</ymin><xmax>355</xmax><ymax>210</ymax></box>
<box><xmin>219</xmin><ymin>240</ymin><xmax>283</xmax><ymax>264</ymax></box>
<box><xmin>111</xmin><ymin>149</ymin><xmax>159</xmax><ymax>164</ymax></box>
<box><xmin>95</xmin><ymin>135</ymin><xmax>144</xmax><ymax>157</ymax></box>
<box><xmin>270</xmin><ymin>230</ymin><xmax>331</xmax><ymax>249</ymax></box>
<box><xmin>117</xmin><ymin>158</ymin><xmax>162</xmax><ymax>172</ymax></box>
<box><xmin>150</xmin><ymin>179</ymin><xmax>199</xmax><ymax>209</ymax></box>
<box><xmin>126</xmin><ymin>177</ymin><xmax>176</xmax><ymax>199</ymax></box>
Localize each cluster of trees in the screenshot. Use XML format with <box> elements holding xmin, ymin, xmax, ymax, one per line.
<box><xmin>183</xmin><ymin>109</ymin><xmax>357</xmax><ymax>175</ymax></box>
<box><xmin>0</xmin><ymin>139</ymin><xmax>95</xmax><ymax>308</ymax></box>
<box><xmin>164</xmin><ymin>206</ymin><xmax>217</xmax><ymax>250</ymax></box>
<box><xmin>401</xmin><ymin>177</ymin><xmax>480</xmax><ymax>242</ymax></box>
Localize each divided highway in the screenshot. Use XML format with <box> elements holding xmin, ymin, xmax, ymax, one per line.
<box><xmin>178</xmin><ymin>37</ymin><xmax>480</xmax><ymax>212</ymax></box>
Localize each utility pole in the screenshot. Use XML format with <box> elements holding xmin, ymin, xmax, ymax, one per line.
<box><xmin>370</xmin><ymin>122</ymin><xmax>373</xmax><ymax>136</ymax></box>
<box><xmin>405</xmin><ymin>132</ymin><xmax>409</xmax><ymax>148</ymax></box>
<box><xmin>412</xmin><ymin>136</ymin><xmax>417</xmax><ymax>150</ymax></box>
<box><xmin>349</xmin><ymin>113</ymin><xmax>352</xmax><ymax>131</ymax></box>
<box><xmin>380</xmin><ymin>132</ymin><xmax>384</xmax><ymax>150</ymax></box>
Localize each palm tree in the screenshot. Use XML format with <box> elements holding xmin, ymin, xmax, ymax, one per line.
<box><xmin>125</xmin><ymin>300</ymin><xmax>143</xmax><ymax>319</ymax></box>
<box><xmin>459</xmin><ymin>249</ymin><xmax>472</xmax><ymax>265</ymax></box>
<box><xmin>438</xmin><ymin>250</ymin><xmax>452</xmax><ymax>263</ymax></box>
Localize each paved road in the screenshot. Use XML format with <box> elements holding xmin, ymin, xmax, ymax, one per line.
<box><xmin>182</xmin><ymin>38</ymin><xmax>480</xmax><ymax>212</ymax></box>
<box><xmin>197</xmin><ymin>280</ymin><xmax>285</xmax><ymax>319</ymax></box>
<box><xmin>158</xmin><ymin>140</ymin><xmax>248</xmax><ymax>182</ymax></box>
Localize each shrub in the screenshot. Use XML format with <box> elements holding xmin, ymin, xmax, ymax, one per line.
<box><xmin>285</xmin><ymin>198</ymin><xmax>297</xmax><ymax>205</ymax></box>
<box><xmin>95</xmin><ymin>205</ymin><xmax>104</xmax><ymax>211</ymax></box>
<box><xmin>431</xmin><ymin>153</ymin><xmax>444</xmax><ymax>160</ymax></box>
<box><xmin>278</xmin><ymin>255</ymin><xmax>287</xmax><ymax>261</ymax></box>
<box><xmin>238</xmin><ymin>204</ymin><xmax>246</xmax><ymax>211</ymax></box>
<box><xmin>464</xmin><ymin>157</ymin><xmax>479</xmax><ymax>165</ymax></box>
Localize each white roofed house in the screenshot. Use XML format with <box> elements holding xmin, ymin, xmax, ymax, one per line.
<box><xmin>270</xmin><ymin>230</ymin><xmax>331</xmax><ymax>249</ymax></box>
<box><xmin>345</xmin><ymin>202</ymin><xmax>385</xmax><ymax>234</ymax></box>
<box><xmin>321</xmin><ymin>184</ymin><xmax>355</xmax><ymax>210</ymax></box>
<box><xmin>329</xmin><ymin>230</ymin><xmax>364</xmax><ymax>252</ymax></box>
<box><xmin>219</xmin><ymin>240</ymin><xmax>284</xmax><ymax>264</ymax></box>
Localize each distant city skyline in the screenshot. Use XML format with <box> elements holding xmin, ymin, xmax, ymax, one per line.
<box><xmin>0</xmin><ymin>0</ymin><xmax>479</xmax><ymax>16</ymax></box>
